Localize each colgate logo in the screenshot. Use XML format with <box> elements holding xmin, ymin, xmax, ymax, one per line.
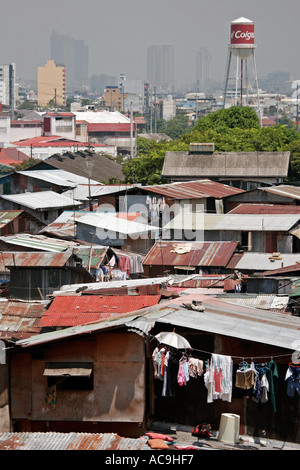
<box><xmin>231</xmin><ymin>30</ymin><xmax>254</xmax><ymax>41</ymax></box>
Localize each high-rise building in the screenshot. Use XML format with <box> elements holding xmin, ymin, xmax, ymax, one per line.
<box><xmin>147</xmin><ymin>45</ymin><xmax>174</xmax><ymax>92</ymax></box>
<box><xmin>50</xmin><ymin>30</ymin><xmax>88</xmax><ymax>93</ymax></box>
<box><xmin>37</xmin><ymin>60</ymin><xmax>66</xmax><ymax>107</ymax></box>
<box><xmin>0</xmin><ymin>63</ymin><xmax>16</xmax><ymax>117</ymax></box>
<box><xmin>195</xmin><ymin>48</ymin><xmax>211</xmax><ymax>91</ymax></box>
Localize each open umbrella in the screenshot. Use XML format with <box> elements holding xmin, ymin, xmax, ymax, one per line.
<box><xmin>155</xmin><ymin>331</ymin><xmax>191</xmax><ymax>350</ymax></box>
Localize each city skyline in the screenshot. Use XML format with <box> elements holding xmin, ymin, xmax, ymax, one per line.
<box><xmin>1</xmin><ymin>0</ymin><xmax>299</xmax><ymax>93</ymax></box>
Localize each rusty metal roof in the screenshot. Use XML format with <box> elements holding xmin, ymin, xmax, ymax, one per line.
<box><xmin>259</xmin><ymin>185</ymin><xmax>300</xmax><ymax>201</ymax></box>
<box><xmin>142</xmin><ymin>241</ymin><xmax>238</xmax><ymax>267</ymax></box>
<box><xmin>145</xmin><ymin>179</ymin><xmax>244</xmax><ymax>199</ymax></box>
<box><xmin>0</xmin><ymin>299</ymin><xmax>47</xmax><ymax>341</ymax></box>
<box><xmin>0</xmin><ymin>210</ymin><xmax>23</xmax><ymax>228</ymax></box>
<box><xmin>1</xmin><ymin>251</ymin><xmax>73</xmax><ymax>268</ymax></box>
<box><xmin>38</xmin><ymin>294</ymin><xmax>161</xmax><ymax>327</ymax></box>
<box><xmin>228</xmin><ymin>204</ymin><xmax>300</xmax><ymax>214</ymax></box>
<box><xmin>16</xmin><ymin>292</ymin><xmax>300</xmax><ymax>352</ymax></box>
<box><xmin>0</xmin><ymin>432</ymin><xmax>147</xmax><ymax>450</ymax></box>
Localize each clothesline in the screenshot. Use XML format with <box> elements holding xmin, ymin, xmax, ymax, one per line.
<box><xmin>150</xmin><ymin>335</ymin><xmax>293</xmax><ymax>362</ymax></box>
<box><xmin>190</xmin><ymin>346</ymin><xmax>293</xmax><ymax>362</ymax></box>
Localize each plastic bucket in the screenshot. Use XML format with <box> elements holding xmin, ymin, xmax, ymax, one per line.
<box><xmin>218</xmin><ymin>413</ymin><xmax>240</xmax><ymax>444</ymax></box>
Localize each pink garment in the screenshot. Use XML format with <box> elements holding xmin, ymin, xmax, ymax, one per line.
<box><xmin>177</xmin><ymin>363</ymin><xmax>186</xmax><ymax>386</ymax></box>
<box><xmin>118</xmin><ymin>256</ymin><xmax>131</xmax><ymax>275</ymax></box>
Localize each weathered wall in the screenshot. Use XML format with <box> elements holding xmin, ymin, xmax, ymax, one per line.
<box><xmin>10</xmin><ymin>332</ymin><xmax>145</xmax><ymax>428</ymax></box>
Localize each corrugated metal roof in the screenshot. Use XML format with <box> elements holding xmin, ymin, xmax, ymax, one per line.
<box><xmin>216</xmin><ymin>294</ymin><xmax>289</xmax><ymax>311</ymax></box>
<box><xmin>145</xmin><ymin>180</ymin><xmax>244</xmax><ymax>200</ymax></box>
<box><xmin>227</xmin><ymin>252</ymin><xmax>300</xmax><ymax>271</ymax></box>
<box><xmin>18</xmin><ymin>169</ymin><xmax>100</xmax><ymax>186</ymax></box>
<box><xmin>143</xmin><ymin>241</ymin><xmax>238</xmax><ymax>267</ymax></box>
<box><xmin>38</xmin><ymin>295</ymin><xmax>161</xmax><ymax>327</ymax></box>
<box><xmin>228</xmin><ymin>204</ymin><xmax>300</xmax><ymax>214</ymax></box>
<box><xmin>163</xmin><ymin>212</ymin><xmax>300</xmax><ymax>232</ymax></box>
<box><xmin>54</xmin><ymin>277</ymin><xmax>170</xmax><ymax>295</ymax></box>
<box><xmin>1</xmin><ymin>191</ymin><xmax>82</xmax><ymax>210</ymax></box>
<box><xmin>259</xmin><ymin>185</ymin><xmax>300</xmax><ymax>201</ymax></box>
<box><xmin>0</xmin><ymin>210</ymin><xmax>24</xmax><ymax>228</ymax></box>
<box><xmin>260</xmin><ymin>264</ymin><xmax>300</xmax><ymax>276</ymax></box>
<box><xmin>0</xmin><ymin>234</ymin><xmax>80</xmax><ymax>252</ymax></box>
<box><xmin>0</xmin><ymin>432</ymin><xmax>147</xmax><ymax>450</ymax></box>
<box><xmin>75</xmin><ymin>212</ymin><xmax>158</xmax><ymax>235</ymax></box>
<box><xmin>162</xmin><ymin>151</ymin><xmax>290</xmax><ymax>178</ymax></box>
<box><xmin>0</xmin><ymin>299</ymin><xmax>47</xmax><ymax>340</ymax></box>
<box><xmin>15</xmin><ymin>293</ymin><xmax>300</xmax><ymax>352</ymax></box>
<box><xmin>1</xmin><ymin>251</ymin><xmax>72</xmax><ymax>268</ymax></box>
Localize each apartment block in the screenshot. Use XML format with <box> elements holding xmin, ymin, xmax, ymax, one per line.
<box><xmin>37</xmin><ymin>60</ymin><xmax>66</xmax><ymax>108</ymax></box>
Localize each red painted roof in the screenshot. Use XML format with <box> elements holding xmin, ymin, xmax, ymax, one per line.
<box><xmin>228</xmin><ymin>204</ymin><xmax>300</xmax><ymax>214</ymax></box>
<box><xmin>38</xmin><ymin>294</ymin><xmax>161</xmax><ymax>327</ymax></box>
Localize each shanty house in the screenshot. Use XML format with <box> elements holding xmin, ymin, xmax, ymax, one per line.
<box><xmin>2</xmin><ymin>251</ymin><xmax>95</xmax><ymax>300</ymax></box>
<box><xmin>224</xmin><ymin>185</ymin><xmax>300</xmax><ymax>213</ymax></box>
<box><xmin>162</xmin><ymin>212</ymin><xmax>300</xmax><ymax>253</ymax></box>
<box><xmin>0</xmin><ymin>210</ymin><xmax>45</xmax><ymax>236</ymax></box>
<box><xmin>90</xmin><ymin>180</ymin><xmax>244</xmax><ymax>228</ymax></box>
<box><xmin>0</xmin><ymin>298</ymin><xmax>47</xmax><ymax>432</ymax></box>
<box><xmin>162</xmin><ymin>143</ymin><xmax>290</xmax><ymax>189</ymax></box>
<box><xmin>0</xmin><ymin>191</ymin><xmax>82</xmax><ymax>224</ymax></box>
<box><xmin>8</xmin><ymin>293</ymin><xmax>300</xmax><ymax>443</ymax></box>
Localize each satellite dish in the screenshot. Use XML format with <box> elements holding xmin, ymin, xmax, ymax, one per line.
<box><xmin>292</xmin><ymin>350</ymin><xmax>300</xmax><ymax>364</ymax></box>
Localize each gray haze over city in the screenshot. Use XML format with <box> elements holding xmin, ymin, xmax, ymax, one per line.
<box><xmin>1</xmin><ymin>0</ymin><xmax>299</xmax><ymax>92</ymax></box>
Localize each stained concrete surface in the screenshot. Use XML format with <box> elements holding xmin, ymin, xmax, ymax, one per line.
<box><xmin>142</xmin><ymin>421</ymin><xmax>300</xmax><ymax>450</ymax></box>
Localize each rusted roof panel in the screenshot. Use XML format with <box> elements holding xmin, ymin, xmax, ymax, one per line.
<box><xmin>0</xmin><ymin>432</ymin><xmax>147</xmax><ymax>450</ymax></box>
<box><xmin>145</xmin><ymin>179</ymin><xmax>244</xmax><ymax>200</ymax></box>
<box><xmin>38</xmin><ymin>294</ymin><xmax>161</xmax><ymax>327</ymax></box>
<box><xmin>228</xmin><ymin>204</ymin><xmax>300</xmax><ymax>214</ymax></box>
<box><xmin>1</xmin><ymin>251</ymin><xmax>72</xmax><ymax>268</ymax></box>
<box><xmin>260</xmin><ymin>185</ymin><xmax>300</xmax><ymax>201</ymax></box>
<box><xmin>143</xmin><ymin>241</ymin><xmax>238</xmax><ymax>267</ymax></box>
<box><xmin>0</xmin><ymin>300</ymin><xmax>47</xmax><ymax>340</ymax></box>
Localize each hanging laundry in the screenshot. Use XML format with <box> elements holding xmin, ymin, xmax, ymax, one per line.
<box><xmin>162</xmin><ymin>351</ymin><xmax>179</xmax><ymax>397</ymax></box>
<box><xmin>285</xmin><ymin>363</ymin><xmax>300</xmax><ymax>398</ymax></box>
<box><xmin>267</xmin><ymin>359</ymin><xmax>279</xmax><ymax>413</ymax></box>
<box><xmin>152</xmin><ymin>347</ymin><xmax>166</xmax><ymax>381</ymax></box>
<box><xmin>118</xmin><ymin>256</ymin><xmax>131</xmax><ymax>276</ymax></box>
<box><xmin>235</xmin><ymin>361</ymin><xmax>257</xmax><ymax>390</ymax></box>
<box><xmin>204</xmin><ymin>354</ymin><xmax>233</xmax><ymax>403</ymax></box>
<box><xmin>177</xmin><ymin>356</ymin><xmax>189</xmax><ymax>386</ymax></box>
<box><xmin>188</xmin><ymin>357</ymin><xmax>204</xmax><ymax>378</ymax></box>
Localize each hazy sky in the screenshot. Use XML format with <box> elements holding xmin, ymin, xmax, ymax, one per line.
<box><xmin>1</xmin><ymin>0</ymin><xmax>299</xmax><ymax>89</ymax></box>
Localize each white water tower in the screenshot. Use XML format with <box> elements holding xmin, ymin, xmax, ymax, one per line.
<box><xmin>223</xmin><ymin>17</ymin><xmax>261</xmax><ymax>122</ymax></box>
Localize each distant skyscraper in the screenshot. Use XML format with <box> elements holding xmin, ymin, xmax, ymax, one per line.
<box><xmin>195</xmin><ymin>48</ymin><xmax>211</xmax><ymax>91</ymax></box>
<box><xmin>147</xmin><ymin>45</ymin><xmax>174</xmax><ymax>92</ymax></box>
<box><xmin>38</xmin><ymin>60</ymin><xmax>66</xmax><ymax>107</ymax></box>
<box><xmin>0</xmin><ymin>63</ymin><xmax>16</xmax><ymax>117</ymax></box>
<box><xmin>50</xmin><ymin>30</ymin><xmax>88</xmax><ymax>93</ymax></box>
